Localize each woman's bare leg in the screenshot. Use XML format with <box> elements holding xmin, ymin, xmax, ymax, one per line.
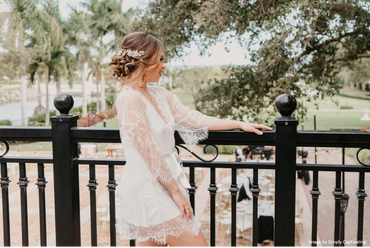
<box><xmin>166</xmin><ymin>230</ymin><xmax>208</xmax><ymax>246</ymax></box>
<box><xmin>139</xmin><ymin>240</ymin><xmax>167</xmax><ymax>246</ymax></box>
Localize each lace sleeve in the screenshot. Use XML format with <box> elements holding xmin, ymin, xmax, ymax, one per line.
<box><xmin>168</xmin><ymin>91</ymin><xmax>218</xmax><ymax>149</ymax></box>
<box><xmin>116</xmin><ymin>91</ymin><xmax>174</xmax><ymax>185</ymax></box>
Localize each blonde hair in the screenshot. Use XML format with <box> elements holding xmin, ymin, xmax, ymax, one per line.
<box><xmin>109</xmin><ymin>32</ymin><xmax>163</xmax><ymax>89</ymax></box>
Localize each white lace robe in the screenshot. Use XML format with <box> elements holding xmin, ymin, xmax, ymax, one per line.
<box><xmin>116</xmin><ymin>85</ymin><xmax>218</xmax><ymax>244</ymax></box>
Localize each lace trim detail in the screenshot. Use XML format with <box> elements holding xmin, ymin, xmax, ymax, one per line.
<box><xmin>175</xmin><ymin>114</ymin><xmax>218</xmax><ymax>144</ymax></box>
<box><xmin>172</xmin><ymin>96</ymin><xmax>219</xmax><ymax>150</ymax></box>
<box><xmin>119</xmin><ymin>214</ymin><xmax>201</xmax><ymax>245</ymax></box>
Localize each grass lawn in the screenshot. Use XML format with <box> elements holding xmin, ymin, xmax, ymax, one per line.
<box><xmin>298</xmin><ymin>89</ymin><xmax>370</xmax><ymax>130</ymax></box>
<box><xmin>10</xmin><ymin>117</ymin><xmax>120</xmax><ymax>152</ymax></box>
<box><xmin>299</xmin><ymin>111</ymin><xmax>367</xmax><ymax>130</ymax></box>
<box><xmin>94</xmin><ymin>116</ymin><xmax>119</xmax><ymax>128</ymax></box>
<box><xmin>10</xmin><ymin>141</ymin><xmax>53</xmax><ymax>152</ymax></box>
<box><xmin>298</xmin><ymin>94</ymin><xmax>370</xmax><ymax>110</ymax></box>
<box><xmin>339</xmin><ymin>88</ymin><xmax>370</xmax><ymax>100</ymax></box>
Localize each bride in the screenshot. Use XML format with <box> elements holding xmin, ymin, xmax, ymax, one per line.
<box><xmin>109</xmin><ymin>32</ymin><xmax>272</xmax><ymax>246</ymax></box>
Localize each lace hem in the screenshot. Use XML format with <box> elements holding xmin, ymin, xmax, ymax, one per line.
<box><xmin>119</xmin><ymin>214</ymin><xmax>201</xmax><ymax>245</ymax></box>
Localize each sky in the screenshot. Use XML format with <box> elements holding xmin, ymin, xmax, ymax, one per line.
<box><xmin>58</xmin><ymin>0</ymin><xmax>251</xmax><ymax>67</ymax></box>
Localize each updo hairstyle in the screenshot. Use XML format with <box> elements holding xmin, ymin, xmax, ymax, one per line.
<box><xmin>109</xmin><ymin>32</ymin><xmax>163</xmax><ymax>86</ymax></box>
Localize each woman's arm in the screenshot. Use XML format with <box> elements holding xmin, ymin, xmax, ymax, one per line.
<box><xmin>162</xmin><ymin>87</ymin><xmax>273</xmax><ymax>135</ymax></box>
<box><xmin>208</xmin><ymin>119</ymin><xmax>273</xmax><ymax>134</ymax></box>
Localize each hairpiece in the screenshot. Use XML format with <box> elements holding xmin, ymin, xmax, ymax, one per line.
<box><xmin>121</xmin><ymin>49</ymin><xmax>144</xmax><ymax>57</ymax></box>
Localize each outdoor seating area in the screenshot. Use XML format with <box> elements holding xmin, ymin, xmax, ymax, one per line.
<box><xmin>214</xmin><ymin>169</ymin><xmax>275</xmax><ymax>244</ymax></box>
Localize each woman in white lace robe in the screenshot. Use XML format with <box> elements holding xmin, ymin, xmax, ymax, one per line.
<box><xmin>109</xmin><ymin>32</ymin><xmax>272</xmax><ymax>246</ymax></box>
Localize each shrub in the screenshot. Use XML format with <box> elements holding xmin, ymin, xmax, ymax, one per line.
<box><xmin>218</xmin><ymin>145</ymin><xmax>237</xmax><ymax>154</ymax></box>
<box><xmin>28</xmin><ymin>110</ymin><xmax>58</xmax><ymax>126</ymax></box>
<box><xmin>340</xmin><ymin>105</ymin><xmax>353</xmax><ymax>109</ymax></box>
<box><xmin>105</xmin><ymin>108</ymin><xmax>117</xmax><ymax>118</ymax></box>
<box><xmin>96</xmin><ymin>113</ymin><xmax>106</xmax><ymax>121</ymax></box>
<box><xmin>78</xmin><ymin>120</ymin><xmax>87</xmax><ymax>127</ymax></box>
<box><xmin>77</xmin><ymin>115</ymin><xmax>100</xmax><ymax>127</ymax></box>
<box><xmin>366</xmin><ymin>84</ymin><xmax>370</xmax><ymax>92</ymax></box>
<box><xmin>0</xmin><ymin>120</ymin><xmax>12</xmax><ymax>126</ymax></box>
<box><xmin>346</xmin><ymin>148</ymin><xmax>370</xmax><ymax>166</ymax></box>
<box><xmin>70</xmin><ymin>106</ymin><xmax>83</xmax><ymax>118</ymax></box>
<box><xmin>358</xmin><ymin>149</ymin><xmax>370</xmax><ymax>165</ymax></box>
<box><xmin>106</xmin><ymin>94</ymin><xmax>115</xmax><ymax>109</ymax></box>
<box><xmin>330</xmin><ymin>128</ymin><xmax>361</xmax><ymax>131</ymax></box>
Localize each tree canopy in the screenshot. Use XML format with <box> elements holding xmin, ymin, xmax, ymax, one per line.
<box><xmin>0</xmin><ymin>0</ymin><xmax>131</xmax><ymax>125</ymax></box>
<box><xmin>135</xmin><ymin>0</ymin><xmax>370</xmax><ymax>123</ymax></box>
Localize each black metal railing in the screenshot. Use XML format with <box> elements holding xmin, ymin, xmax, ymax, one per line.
<box><xmin>0</xmin><ymin>92</ymin><xmax>369</xmax><ymax>246</ymax></box>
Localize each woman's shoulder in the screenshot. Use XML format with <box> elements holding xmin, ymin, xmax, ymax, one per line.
<box><xmin>116</xmin><ymin>88</ymin><xmax>143</xmax><ymax>105</ymax></box>
<box><xmin>149</xmin><ymin>85</ymin><xmax>172</xmax><ymax>100</ymax></box>
<box><xmin>150</xmin><ymin>85</ymin><xmax>170</xmax><ymax>94</ymax></box>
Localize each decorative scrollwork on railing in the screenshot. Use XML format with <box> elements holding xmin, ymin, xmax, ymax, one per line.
<box><xmin>0</xmin><ymin>141</ymin><xmax>9</xmax><ymax>157</ymax></box>
<box><xmin>175</xmin><ymin>144</ymin><xmax>219</xmax><ymax>162</ymax></box>
<box><xmin>356</xmin><ymin>148</ymin><xmax>370</xmax><ymax>167</ymax></box>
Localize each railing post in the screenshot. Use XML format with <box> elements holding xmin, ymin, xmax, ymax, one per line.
<box><xmin>50</xmin><ymin>93</ymin><xmax>81</xmax><ymax>246</ymax></box>
<box><xmin>274</xmin><ymin>93</ymin><xmax>298</xmax><ymax>246</ymax></box>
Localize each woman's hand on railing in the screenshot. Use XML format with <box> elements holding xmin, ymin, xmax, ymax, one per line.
<box><xmin>209</xmin><ymin>119</ymin><xmax>272</xmax><ymax>135</ymax></box>
<box><xmin>239</xmin><ymin>122</ymin><xmax>273</xmax><ymax>135</ymax></box>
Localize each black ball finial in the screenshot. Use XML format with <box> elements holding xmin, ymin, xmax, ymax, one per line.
<box><xmin>54</xmin><ymin>93</ymin><xmax>74</xmax><ymax>115</ymax></box>
<box><xmin>275</xmin><ymin>93</ymin><xmax>297</xmax><ymax>117</ymax></box>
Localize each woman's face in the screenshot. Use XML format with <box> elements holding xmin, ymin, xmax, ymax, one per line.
<box><xmin>145</xmin><ymin>51</ymin><xmax>165</xmax><ymax>82</ymax></box>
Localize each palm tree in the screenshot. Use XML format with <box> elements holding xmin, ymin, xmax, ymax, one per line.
<box><xmin>65</xmin><ymin>8</ymin><xmax>92</xmax><ymax>117</ymax></box>
<box><xmin>28</xmin><ymin>59</ymin><xmax>47</xmax><ymax>116</ymax></box>
<box><xmin>27</xmin><ymin>47</ymin><xmax>71</xmax><ymax>126</ymax></box>
<box><xmin>5</xmin><ymin>0</ymin><xmax>62</xmax><ymax>126</ymax></box>
<box><xmin>27</xmin><ymin>0</ymin><xmax>73</xmax><ymax>126</ymax></box>
<box><xmin>81</xmin><ymin>0</ymin><xmax>130</xmax><ymax>112</ymax></box>
<box><xmin>87</xmin><ymin>55</ymin><xmax>103</xmax><ymax>113</ymax></box>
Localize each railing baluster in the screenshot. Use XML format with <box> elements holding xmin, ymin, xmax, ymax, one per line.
<box><xmin>129</xmin><ymin>239</ymin><xmax>136</xmax><ymax>247</ymax></box>
<box><xmin>1</xmin><ymin>162</ymin><xmax>11</xmax><ymax>246</ymax></box>
<box><xmin>107</xmin><ymin>164</ymin><xmax>117</xmax><ymax>247</ymax></box>
<box><xmin>250</xmin><ymin>168</ymin><xmax>260</xmax><ymax>246</ymax></box>
<box><xmin>35</xmin><ymin>163</ymin><xmax>48</xmax><ymax>246</ymax></box>
<box><xmin>188</xmin><ymin>167</ymin><xmax>197</xmax><ymax>214</ymax></box>
<box><xmin>208</xmin><ymin>167</ymin><xmax>217</xmax><ymax>246</ymax></box>
<box><xmin>356</xmin><ymin>172</ymin><xmax>367</xmax><ymax>246</ymax></box>
<box><xmin>310</xmin><ymin>170</ymin><xmax>320</xmax><ymax>246</ymax></box>
<box><xmin>87</xmin><ymin>164</ymin><xmax>99</xmax><ymax>246</ymax></box>
<box><xmin>18</xmin><ymin>162</ymin><xmax>30</xmax><ymax>246</ymax></box>
<box><xmin>341</xmin><ymin>148</ymin><xmax>346</xmax><ymax>245</ymax></box>
<box><xmin>332</xmin><ymin>171</ymin><xmax>342</xmax><ymax>246</ymax></box>
<box><xmin>230</xmin><ymin>168</ymin><xmax>238</xmax><ymax>246</ymax></box>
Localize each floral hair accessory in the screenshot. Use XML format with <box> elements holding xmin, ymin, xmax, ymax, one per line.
<box><xmin>121</xmin><ymin>49</ymin><xmax>144</xmax><ymax>57</ymax></box>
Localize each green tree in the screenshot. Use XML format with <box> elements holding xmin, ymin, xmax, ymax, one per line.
<box><xmin>348</xmin><ymin>59</ymin><xmax>370</xmax><ymax>91</ymax></box>
<box><xmin>135</xmin><ymin>0</ymin><xmax>370</xmax><ymax>123</ymax></box>
<box><xmin>176</xmin><ymin>66</ymin><xmax>224</xmax><ymax>107</ymax></box>
<box><xmin>3</xmin><ymin>0</ymin><xmax>62</xmax><ymax>126</ymax></box>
